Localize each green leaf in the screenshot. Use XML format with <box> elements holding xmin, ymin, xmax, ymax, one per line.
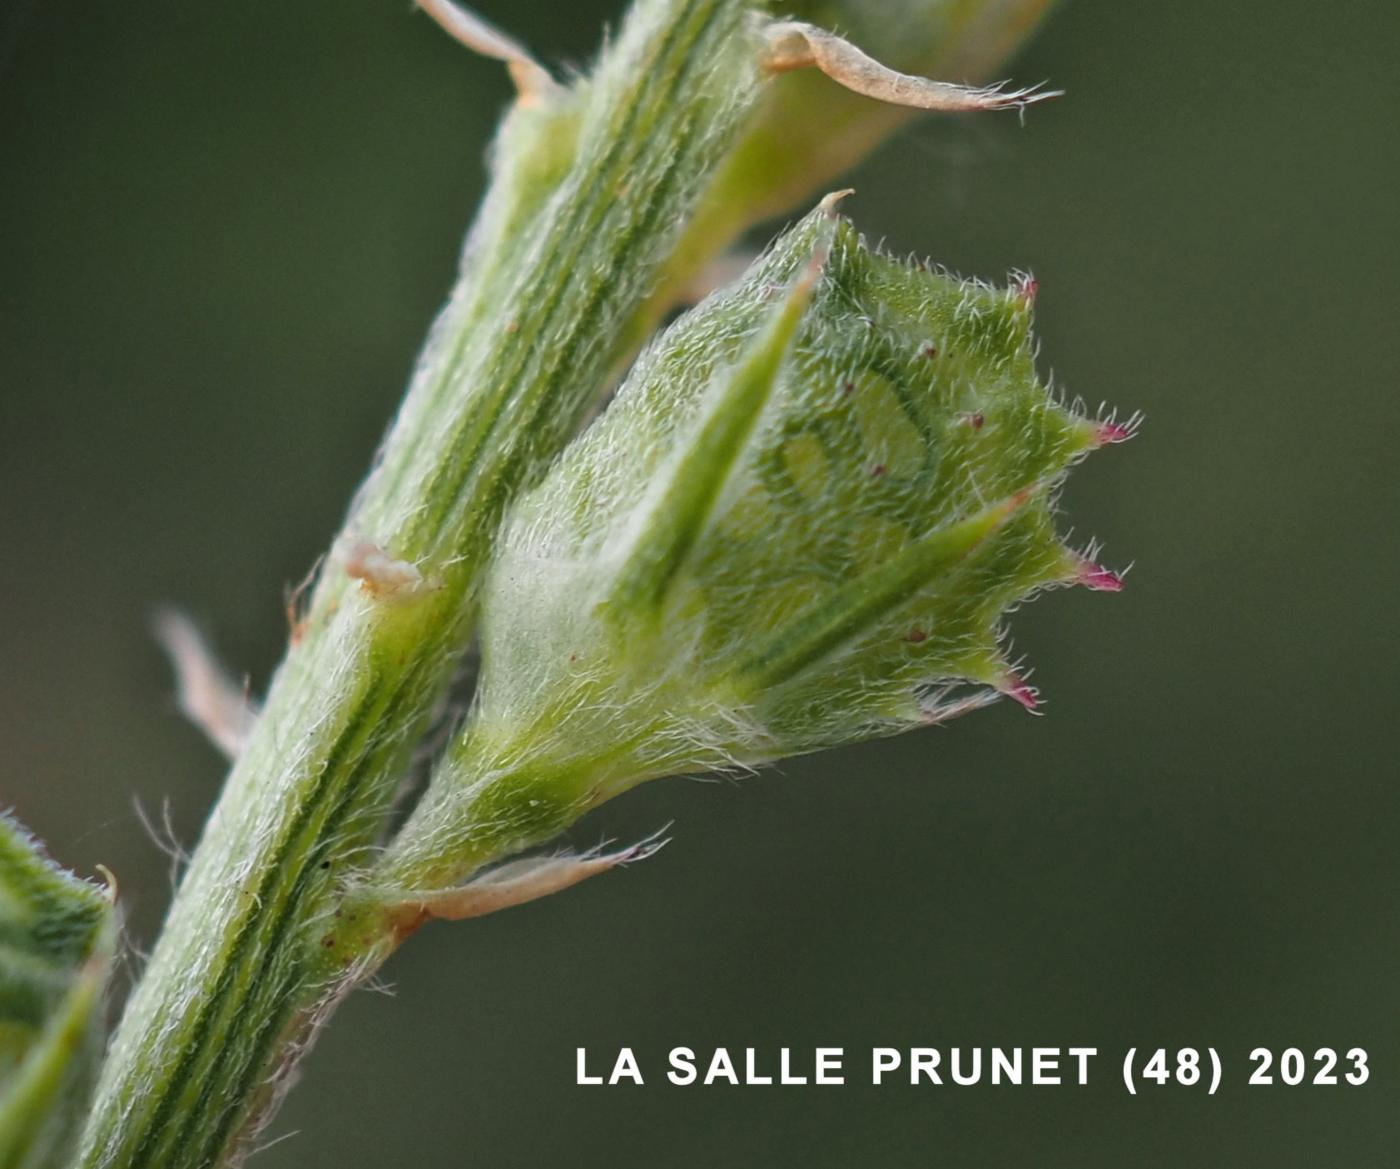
<box><xmin>0</xmin><ymin>814</ymin><xmax>114</xmax><ymax>1169</ymax></box>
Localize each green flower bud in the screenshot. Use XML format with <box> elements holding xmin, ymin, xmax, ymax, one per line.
<box><xmin>380</xmin><ymin>198</ymin><xmax>1129</xmax><ymax>891</ymax></box>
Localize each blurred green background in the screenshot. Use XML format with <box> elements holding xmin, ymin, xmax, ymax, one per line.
<box><xmin>3</xmin><ymin>0</ymin><xmax>1398</xmax><ymax>1165</ymax></box>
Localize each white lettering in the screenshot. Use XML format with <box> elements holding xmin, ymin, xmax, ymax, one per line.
<box><xmin>911</xmin><ymin>1047</ymin><xmax>943</xmax><ymax>1084</ymax></box>
<box><xmin>991</xmin><ymin>1048</ymin><xmax>1021</xmax><ymax>1085</ymax></box>
<box><xmin>871</xmin><ymin>1048</ymin><xmax>901</xmax><ymax>1084</ymax></box>
<box><xmin>1032</xmin><ymin>1048</ymin><xmax>1060</xmax><ymax>1085</ymax></box>
<box><xmin>816</xmin><ymin>1048</ymin><xmax>845</xmax><ymax>1085</ymax></box>
<box><xmin>576</xmin><ymin>1047</ymin><xmax>602</xmax><ymax>1085</ymax></box>
<box><xmin>611</xmin><ymin>1047</ymin><xmax>643</xmax><ymax>1085</ymax></box>
<box><xmin>745</xmin><ymin>1048</ymin><xmax>772</xmax><ymax>1085</ymax></box>
<box><xmin>668</xmin><ymin>1047</ymin><xmax>697</xmax><ymax>1085</ymax></box>
<box><xmin>780</xmin><ymin>1048</ymin><xmax>808</xmax><ymax>1085</ymax></box>
<box><xmin>951</xmin><ymin>1048</ymin><xmax>981</xmax><ymax>1085</ymax></box>
<box><xmin>705</xmin><ymin>1048</ymin><xmax>739</xmax><ymax>1086</ymax></box>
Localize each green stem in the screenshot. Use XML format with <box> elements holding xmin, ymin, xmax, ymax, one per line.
<box><xmin>78</xmin><ymin>4</ymin><xmax>761</xmax><ymax>1165</ymax></box>
<box><xmin>75</xmin><ymin>0</ymin><xmax>1068</xmax><ymax>1161</ymax></box>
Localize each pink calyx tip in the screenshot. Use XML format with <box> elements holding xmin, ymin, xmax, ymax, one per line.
<box><xmin>1094</xmin><ymin>420</ymin><xmax>1134</xmax><ymax>445</ymax></box>
<box><xmin>1077</xmin><ymin>562</ymin><xmax>1124</xmax><ymax>592</ymax></box>
<box><xmin>1000</xmin><ymin>674</ymin><xmax>1040</xmax><ymax>712</ymax></box>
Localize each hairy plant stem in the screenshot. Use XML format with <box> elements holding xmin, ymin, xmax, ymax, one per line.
<box><xmin>79</xmin><ymin>3</ymin><xmax>762</xmax><ymax>1165</ymax></box>
<box><xmin>71</xmin><ymin>0</ymin><xmax>1071</xmax><ymax>1161</ymax></box>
